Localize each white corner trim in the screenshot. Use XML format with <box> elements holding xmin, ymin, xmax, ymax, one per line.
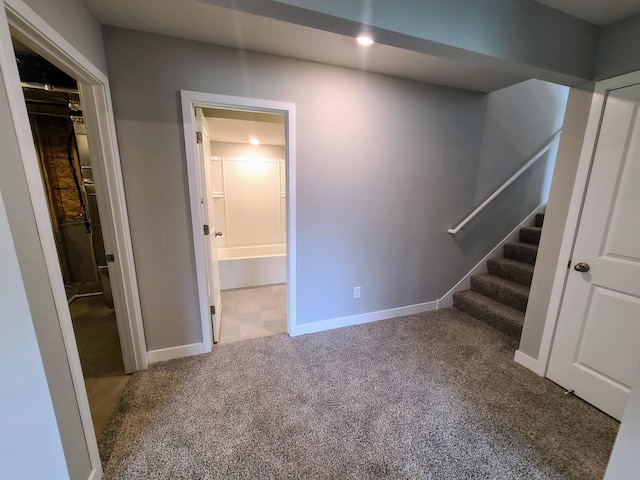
<box><xmin>147</xmin><ymin>343</ymin><xmax>208</xmax><ymax>363</ymax></box>
<box><xmin>289</xmin><ymin>301</ymin><xmax>438</xmax><ymax>337</ymax></box>
<box><xmin>437</xmin><ymin>203</ymin><xmax>546</xmax><ymax>309</ymax></box>
<box><xmin>514</xmin><ymin>350</ymin><xmax>545</xmax><ymax>376</ymax></box>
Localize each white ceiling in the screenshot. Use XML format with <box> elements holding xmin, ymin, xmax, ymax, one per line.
<box><xmin>206</xmin><ymin>116</ymin><xmax>285</xmax><ymax>146</ymax></box>
<box><xmin>533</xmin><ymin>0</ymin><xmax>640</xmax><ymax>26</ymax></box>
<box><xmin>81</xmin><ymin>0</ymin><xmax>525</xmax><ymax>93</ymax></box>
<box><xmin>83</xmin><ymin>0</ymin><xmax>640</xmax><ymax>92</ymax></box>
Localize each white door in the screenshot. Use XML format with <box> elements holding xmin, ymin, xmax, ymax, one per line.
<box><xmin>547</xmin><ymin>83</ymin><xmax>640</xmax><ymax>420</ymax></box>
<box><xmin>195</xmin><ymin>108</ymin><xmax>222</xmax><ymax>343</ymax></box>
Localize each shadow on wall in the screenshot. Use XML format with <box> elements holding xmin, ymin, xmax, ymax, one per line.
<box><xmin>451</xmin><ymin>152</ymin><xmax>556</xmax><ymax>253</ymax></box>
<box><xmin>103</xmin><ymin>27</ymin><xmax>570</xmax><ymax>336</ymax></box>
<box><xmin>451</xmin><ymin>79</ymin><xmax>569</xmax><ymax>255</ymax></box>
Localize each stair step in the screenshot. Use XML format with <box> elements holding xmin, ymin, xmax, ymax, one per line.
<box><xmin>470</xmin><ymin>274</ymin><xmax>530</xmax><ymax>312</ymax></box>
<box><xmin>453</xmin><ymin>290</ymin><xmax>525</xmax><ymax>339</ymax></box>
<box><xmin>535</xmin><ymin>213</ymin><xmax>545</xmax><ymax>228</ymax></box>
<box><xmin>519</xmin><ymin>226</ymin><xmax>542</xmax><ymax>246</ymax></box>
<box><xmin>487</xmin><ymin>257</ymin><xmax>535</xmax><ymax>287</ymax></box>
<box><xmin>504</xmin><ymin>242</ymin><xmax>538</xmax><ymax>265</ymax></box>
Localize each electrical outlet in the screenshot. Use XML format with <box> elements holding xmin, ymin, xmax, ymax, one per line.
<box><xmin>353</xmin><ymin>286</ymin><xmax>361</xmax><ymax>299</ymax></box>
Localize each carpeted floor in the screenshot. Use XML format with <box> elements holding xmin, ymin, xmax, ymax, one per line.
<box><xmin>99</xmin><ymin>308</ymin><xmax>619</xmax><ymax>479</ymax></box>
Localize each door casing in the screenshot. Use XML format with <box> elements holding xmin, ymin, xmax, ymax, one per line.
<box><xmin>195</xmin><ymin>107</ymin><xmax>221</xmax><ymax>344</ymax></box>
<box><xmin>546</xmin><ymin>81</ymin><xmax>640</xmax><ymax>419</ymax></box>
<box><xmin>0</xmin><ymin>1</ymin><xmax>148</xmax><ymax>476</ymax></box>
<box><xmin>181</xmin><ymin>91</ymin><xmax>297</xmax><ymax>350</ymax></box>
<box><xmin>531</xmin><ymin>71</ymin><xmax>640</xmax><ymax>376</ymax></box>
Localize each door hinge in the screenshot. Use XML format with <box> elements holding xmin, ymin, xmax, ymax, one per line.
<box><xmin>210</xmin><ymin>305</ymin><xmax>216</xmax><ymax>315</ymax></box>
<box><xmin>203</xmin><ymin>224</ymin><xmax>210</xmax><ymax>236</ymax></box>
<box><xmin>196</xmin><ymin>131</ymin><xmax>203</xmax><ymax>144</ymax></box>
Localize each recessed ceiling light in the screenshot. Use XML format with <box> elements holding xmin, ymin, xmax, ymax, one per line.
<box><xmin>357</xmin><ymin>35</ymin><xmax>374</xmax><ymax>46</ymax></box>
<box><xmin>249</xmin><ymin>138</ymin><xmax>260</xmax><ymax>145</ymax></box>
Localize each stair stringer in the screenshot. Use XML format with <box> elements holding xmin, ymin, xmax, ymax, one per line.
<box><xmin>437</xmin><ymin>204</ymin><xmax>546</xmax><ymax>309</ymax></box>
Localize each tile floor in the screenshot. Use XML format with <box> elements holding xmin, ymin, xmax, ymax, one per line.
<box><xmin>219</xmin><ymin>284</ymin><xmax>287</xmax><ymax>344</ymax></box>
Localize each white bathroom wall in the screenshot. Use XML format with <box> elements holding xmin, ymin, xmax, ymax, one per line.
<box><xmin>212</xmin><ymin>141</ymin><xmax>284</xmax><ymax>159</ymax></box>
<box><xmin>211</xmin><ymin>142</ymin><xmax>286</xmax><ymax>249</ymax></box>
<box><xmin>209</xmin><ymin>156</ymin><xmax>226</xmax><ymax>248</ymax></box>
<box><xmin>224</xmin><ymin>157</ymin><xmax>282</xmax><ymax>247</ymax></box>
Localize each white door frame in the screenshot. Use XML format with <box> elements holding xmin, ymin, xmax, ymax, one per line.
<box><xmin>0</xmin><ymin>0</ymin><xmax>148</xmax><ymax>475</ymax></box>
<box><xmin>535</xmin><ymin>70</ymin><xmax>640</xmax><ymax>376</ymax></box>
<box><xmin>181</xmin><ymin>91</ymin><xmax>297</xmax><ymax>349</ymax></box>
<box><xmin>194</xmin><ymin>107</ymin><xmax>220</xmax><ymax>345</ymax></box>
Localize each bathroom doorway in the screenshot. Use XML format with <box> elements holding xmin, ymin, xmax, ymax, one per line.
<box><xmin>12</xmin><ymin>39</ymin><xmax>129</xmax><ymax>438</ymax></box>
<box><xmin>181</xmin><ymin>91</ymin><xmax>297</xmax><ymax>350</ymax></box>
<box><xmin>203</xmin><ymin>108</ymin><xmax>287</xmax><ymax>344</ymax></box>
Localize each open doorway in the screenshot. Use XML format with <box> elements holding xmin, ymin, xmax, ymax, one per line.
<box><xmin>181</xmin><ymin>91</ymin><xmax>297</xmax><ymax>351</ymax></box>
<box><xmin>203</xmin><ymin>108</ymin><xmax>287</xmax><ymax>344</ymax></box>
<box><xmin>2</xmin><ymin>7</ymin><xmax>146</xmax><ymax>476</ymax></box>
<box><xmin>12</xmin><ymin>38</ymin><xmax>128</xmax><ymax>438</ymax></box>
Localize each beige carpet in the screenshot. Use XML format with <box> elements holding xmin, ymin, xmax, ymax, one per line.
<box><xmin>100</xmin><ymin>308</ymin><xmax>618</xmax><ymax>479</ymax></box>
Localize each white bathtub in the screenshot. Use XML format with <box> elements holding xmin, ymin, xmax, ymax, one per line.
<box><xmin>218</xmin><ymin>244</ymin><xmax>286</xmax><ymax>290</ymax></box>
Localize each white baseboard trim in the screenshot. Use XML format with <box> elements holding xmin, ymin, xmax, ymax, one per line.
<box><xmin>147</xmin><ymin>342</ymin><xmax>208</xmax><ymax>363</ymax></box>
<box><xmin>514</xmin><ymin>349</ymin><xmax>546</xmax><ymax>376</ymax></box>
<box><xmin>437</xmin><ymin>203</ymin><xmax>546</xmax><ymax>309</ymax></box>
<box><xmin>289</xmin><ymin>301</ymin><xmax>438</xmax><ymax>337</ymax></box>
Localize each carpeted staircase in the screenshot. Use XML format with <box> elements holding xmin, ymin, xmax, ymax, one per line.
<box><xmin>453</xmin><ymin>213</ymin><xmax>544</xmax><ymax>340</ymax></box>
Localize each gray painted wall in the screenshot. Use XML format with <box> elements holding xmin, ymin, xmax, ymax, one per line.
<box><xmin>519</xmin><ymin>83</ymin><xmax>594</xmax><ymax>359</ymax></box>
<box><xmin>596</xmin><ymin>13</ymin><xmax>640</xmax><ymax>81</ymax></box>
<box><xmin>0</xmin><ymin>186</ymin><xmax>69</xmax><ymax>480</ymax></box>
<box><xmin>475</xmin><ymin>79</ymin><xmax>566</xmax><ymax>203</ymax></box>
<box><xmin>22</xmin><ymin>0</ymin><xmax>107</xmax><ymax>74</ymax></box>
<box><xmin>103</xmin><ymin>27</ymin><xmax>567</xmax><ymax>350</ymax></box>
<box><xmin>444</xmin><ymin>79</ymin><xmax>567</xmax><ymax>296</ymax></box>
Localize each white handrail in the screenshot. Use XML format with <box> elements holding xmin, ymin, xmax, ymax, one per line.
<box><xmin>448</xmin><ymin>129</ymin><xmax>562</xmax><ymax>234</ymax></box>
